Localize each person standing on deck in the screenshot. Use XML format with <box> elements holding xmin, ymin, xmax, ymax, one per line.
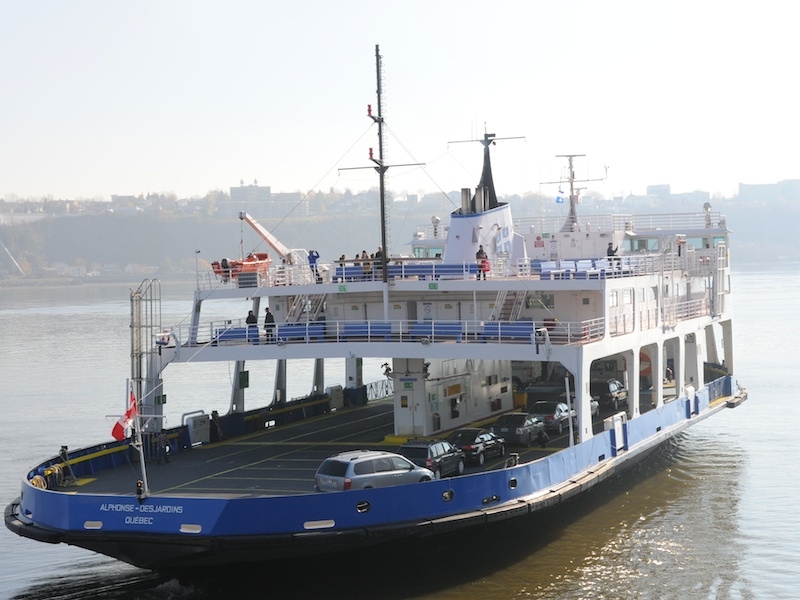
<box><xmin>308</xmin><ymin>249</ymin><xmax>321</xmax><ymax>283</ymax></box>
<box><xmin>361</xmin><ymin>250</ymin><xmax>372</xmax><ymax>280</ymax></box>
<box><xmin>157</xmin><ymin>430</ymin><xmax>170</xmax><ymax>464</ymax></box>
<box><xmin>476</xmin><ymin>245</ymin><xmax>488</xmax><ymax>280</ymax></box>
<box><xmin>246</xmin><ymin>310</ymin><xmax>258</xmax><ymax>344</ymax></box>
<box><xmin>264</xmin><ymin>307</ymin><xmax>275</xmax><ymax>342</ymax></box>
<box><xmin>374</xmin><ymin>246</ymin><xmax>383</xmax><ymax>279</ymax></box>
<box><xmin>607</xmin><ymin>242</ymin><xmax>620</xmax><ymax>268</ymax></box>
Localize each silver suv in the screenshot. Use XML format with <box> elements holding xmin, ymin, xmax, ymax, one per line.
<box><xmin>315</xmin><ymin>450</ymin><xmax>435</xmax><ymax>492</ymax></box>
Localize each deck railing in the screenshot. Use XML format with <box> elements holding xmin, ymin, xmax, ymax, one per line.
<box><xmin>195</xmin><ymin>249</ymin><xmax>719</xmax><ymax>291</ymax></box>
<box><xmin>165</xmin><ymin>316</ymin><xmax>614</xmax><ymax>350</ymax></box>
<box><xmin>165</xmin><ymin>295</ymin><xmax>710</xmax><ymax>352</ymax></box>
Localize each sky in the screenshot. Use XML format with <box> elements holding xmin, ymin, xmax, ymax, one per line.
<box><xmin>1</xmin><ymin>1</ymin><xmax>797</xmax><ymax>201</ymax></box>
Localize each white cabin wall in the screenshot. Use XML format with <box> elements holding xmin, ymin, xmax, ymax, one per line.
<box><xmin>387</xmin><ymin>301</ymin><xmax>406</xmax><ymax>323</ymax></box>
<box><xmin>443</xmin><ymin>205</ymin><xmax>518</xmax><ymax>264</ymax></box>
<box><xmin>431</xmin><ymin>358</ymin><xmax>512</xmax><ymax>432</ymax></box>
<box><xmin>522</xmin><ymin>229</ymin><xmax>619</xmax><ymax>262</ymax></box>
<box><xmin>391</xmin><ymin>357</ymin><xmax>512</xmax><ymax>437</ymax></box>
<box><xmin>570</xmin><ymin>291</ymin><xmax>600</xmax><ymax>322</ymax></box>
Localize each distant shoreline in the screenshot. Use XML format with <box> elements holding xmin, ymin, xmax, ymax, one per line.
<box><xmin>0</xmin><ymin>275</ymin><xmax>197</xmax><ymax>289</ymax></box>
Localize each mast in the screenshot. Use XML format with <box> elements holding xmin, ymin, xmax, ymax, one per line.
<box><xmin>341</xmin><ymin>45</ymin><xmax>422</xmax><ymax>283</ymax></box>
<box><xmin>360</xmin><ymin>45</ymin><xmax>422</xmax><ymax>282</ymax></box>
<box><xmin>542</xmin><ymin>154</ymin><xmax>606</xmax><ymax>232</ymax></box>
<box><xmin>368</xmin><ymin>44</ymin><xmax>389</xmax><ymax>283</ymax></box>
<box><xmin>560</xmin><ymin>154</ymin><xmax>582</xmax><ymax>232</ymax></box>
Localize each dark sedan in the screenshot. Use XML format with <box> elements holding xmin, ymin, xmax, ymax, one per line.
<box><xmin>529</xmin><ymin>401</ymin><xmax>576</xmax><ymax>433</ymax></box>
<box><xmin>489</xmin><ymin>412</ymin><xmax>545</xmax><ymax>446</ymax></box>
<box><xmin>590</xmin><ymin>378</ymin><xmax>628</xmax><ymax>411</ymax></box>
<box><xmin>448</xmin><ymin>428</ymin><xmax>505</xmax><ymax>466</ymax></box>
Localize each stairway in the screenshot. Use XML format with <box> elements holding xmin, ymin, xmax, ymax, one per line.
<box><xmin>286</xmin><ymin>293</ymin><xmax>327</xmax><ymax>323</ymax></box>
<box><xmin>490</xmin><ymin>290</ymin><xmax>527</xmax><ymax>322</ymax></box>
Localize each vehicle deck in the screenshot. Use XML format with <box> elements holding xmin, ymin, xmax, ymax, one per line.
<box><xmin>63</xmin><ymin>398</ymin><xmax>619</xmax><ymax>498</ymax></box>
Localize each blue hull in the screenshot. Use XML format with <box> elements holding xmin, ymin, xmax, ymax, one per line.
<box><xmin>6</xmin><ymin>378</ymin><xmax>743</xmax><ymax>570</ymax></box>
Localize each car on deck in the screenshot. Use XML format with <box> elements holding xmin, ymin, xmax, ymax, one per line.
<box><xmin>447</xmin><ymin>428</ymin><xmax>506</xmax><ymax>466</ymax></box>
<box><xmin>529</xmin><ymin>401</ymin><xmax>576</xmax><ymax>434</ymax></box>
<box><xmin>489</xmin><ymin>412</ymin><xmax>545</xmax><ymax>446</ymax></box>
<box><xmin>315</xmin><ymin>450</ymin><xmax>434</xmax><ymax>491</ymax></box>
<box><xmin>590</xmin><ymin>378</ymin><xmax>628</xmax><ymax>411</ymax></box>
<box><xmin>397</xmin><ymin>438</ymin><xmax>466</xmax><ymax>479</ymax></box>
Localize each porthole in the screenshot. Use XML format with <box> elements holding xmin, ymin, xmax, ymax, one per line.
<box><xmin>442</xmin><ymin>490</ymin><xmax>454</xmax><ymax>502</ymax></box>
<box><xmin>356</xmin><ymin>501</ymin><xmax>371</xmax><ymax>513</ymax></box>
<box><xmin>508</xmin><ymin>478</ymin><xmax>518</xmax><ymax>489</ymax></box>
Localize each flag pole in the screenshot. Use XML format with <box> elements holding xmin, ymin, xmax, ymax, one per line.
<box><xmin>130</xmin><ymin>381</ymin><xmax>150</xmax><ymax>499</ymax></box>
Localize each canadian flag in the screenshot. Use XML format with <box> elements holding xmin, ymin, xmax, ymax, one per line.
<box><xmin>112</xmin><ymin>388</ymin><xmax>139</xmax><ymax>441</ymax></box>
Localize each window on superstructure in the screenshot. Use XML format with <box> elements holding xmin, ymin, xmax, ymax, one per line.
<box><xmin>609</xmin><ymin>291</ymin><xmax>619</xmax><ymax>307</ymax></box>
<box><xmin>531</xmin><ymin>292</ymin><xmax>555</xmax><ymax>309</ymax></box>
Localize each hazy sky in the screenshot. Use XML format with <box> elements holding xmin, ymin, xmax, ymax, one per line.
<box><xmin>1</xmin><ymin>1</ymin><xmax>796</xmax><ymax>201</ymax></box>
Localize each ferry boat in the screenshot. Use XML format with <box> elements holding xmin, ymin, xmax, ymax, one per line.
<box><xmin>5</xmin><ymin>48</ymin><xmax>747</xmax><ymax>571</ymax></box>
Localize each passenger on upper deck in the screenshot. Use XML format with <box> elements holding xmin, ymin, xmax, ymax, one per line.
<box><xmin>308</xmin><ymin>249</ymin><xmax>321</xmax><ymax>283</ymax></box>
<box><xmin>264</xmin><ymin>307</ymin><xmax>275</xmax><ymax>342</ymax></box>
<box><xmin>476</xmin><ymin>245</ymin><xmax>488</xmax><ymax>280</ymax></box>
<box><xmin>361</xmin><ymin>251</ymin><xmax>372</xmax><ymax>279</ymax></box>
<box><xmin>246</xmin><ymin>310</ymin><xmax>258</xmax><ymax>344</ymax></box>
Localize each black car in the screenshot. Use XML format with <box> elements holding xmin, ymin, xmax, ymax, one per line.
<box><xmin>448</xmin><ymin>428</ymin><xmax>506</xmax><ymax>465</ymax></box>
<box><xmin>590</xmin><ymin>378</ymin><xmax>628</xmax><ymax>411</ymax></box>
<box><xmin>529</xmin><ymin>401</ymin><xmax>575</xmax><ymax>434</ymax></box>
<box><xmin>490</xmin><ymin>412</ymin><xmax>545</xmax><ymax>446</ymax></box>
<box><xmin>397</xmin><ymin>438</ymin><xmax>465</xmax><ymax>479</ymax></box>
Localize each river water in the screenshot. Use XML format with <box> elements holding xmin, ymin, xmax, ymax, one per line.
<box><xmin>1</xmin><ymin>265</ymin><xmax>798</xmax><ymax>599</ymax></box>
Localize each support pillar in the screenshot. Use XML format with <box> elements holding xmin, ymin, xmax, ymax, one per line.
<box><xmin>273</xmin><ymin>359</ymin><xmax>287</xmax><ymax>405</ymax></box>
<box><xmin>311</xmin><ymin>358</ymin><xmax>324</xmax><ymax>395</ymax></box>
<box><xmin>574</xmin><ymin>349</ymin><xmax>593</xmax><ymax>441</ymax></box>
<box><xmin>630</xmin><ymin>349</ymin><xmax>641</xmax><ymax>418</ymax></box>
<box><xmin>230</xmin><ymin>360</ymin><xmax>246</xmax><ymax>413</ymax></box>
<box><xmin>652</xmin><ymin>341</ymin><xmax>664</xmax><ymax>408</ymax></box>
<box><xmin>345</xmin><ymin>356</ymin><xmax>363</xmax><ymax>389</ymax></box>
<box><xmin>721</xmin><ymin>319</ymin><xmax>734</xmax><ymax>375</ymax></box>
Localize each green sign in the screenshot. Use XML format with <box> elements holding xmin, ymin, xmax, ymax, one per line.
<box><xmin>338</xmin><ymin>284</ymin><xmax>348</xmax><ymax>292</ymax></box>
<box><xmin>404</xmin><ymin>382</ymin><xmax>414</xmax><ymax>389</ymax></box>
<box><xmin>239</xmin><ymin>371</ymin><xmax>250</xmax><ymax>389</ymax></box>
<box><xmin>428</xmin><ymin>283</ymin><xmax>438</xmax><ymax>290</ymax></box>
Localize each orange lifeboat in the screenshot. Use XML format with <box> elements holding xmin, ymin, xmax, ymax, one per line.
<box><xmin>211</xmin><ymin>253</ymin><xmax>271</xmax><ymax>283</ymax></box>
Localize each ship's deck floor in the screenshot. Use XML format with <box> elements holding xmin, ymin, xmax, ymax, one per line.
<box><xmin>67</xmin><ymin>397</ymin><xmax>649</xmax><ymax>498</ymax></box>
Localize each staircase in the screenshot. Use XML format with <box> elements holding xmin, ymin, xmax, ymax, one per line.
<box><xmin>490</xmin><ymin>290</ymin><xmax>527</xmax><ymax>322</ymax></box>
<box><xmin>286</xmin><ymin>293</ymin><xmax>327</xmax><ymax>323</ymax></box>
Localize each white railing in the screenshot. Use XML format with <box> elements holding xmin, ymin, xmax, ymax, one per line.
<box><xmin>195</xmin><ymin>251</ymin><xmax>716</xmax><ymax>290</ymax></box>
<box><xmin>163</xmin><ymin>295</ymin><xmax>710</xmax><ymax>353</ymax></box>
<box><xmin>164</xmin><ymin>317</ymin><xmax>606</xmax><ymax>350</ymax></box>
